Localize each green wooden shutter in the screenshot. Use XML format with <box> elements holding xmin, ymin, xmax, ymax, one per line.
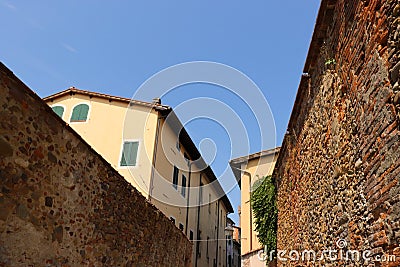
<box><xmin>78</xmin><ymin>104</ymin><xmax>89</xmax><ymax>120</ymax></box>
<box><xmin>71</xmin><ymin>104</ymin><xmax>89</xmax><ymax>122</ymax></box>
<box><xmin>71</xmin><ymin>105</ymin><xmax>81</xmax><ymax>121</ymax></box>
<box><xmin>120</xmin><ymin>141</ymin><xmax>139</xmax><ymax>166</ymax></box>
<box><xmin>52</xmin><ymin>106</ymin><xmax>64</xmax><ymax>118</ymax></box>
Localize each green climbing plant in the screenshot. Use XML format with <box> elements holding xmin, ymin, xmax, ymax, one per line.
<box><xmin>251</xmin><ymin>175</ymin><xmax>277</xmax><ymax>261</ymax></box>
<box><xmin>325</xmin><ymin>58</ymin><xmax>336</xmax><ymax>65</ymax></box>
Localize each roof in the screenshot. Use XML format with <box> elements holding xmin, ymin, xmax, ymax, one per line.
<box><xmin>229</xmin><ymin>147</ymin><xmax>280</xmax><ymax>189</ymax></box>
<box><xmin>273</xmin><ymin>0</ymin><xmax>338</xmax><ymax>178</ymax></box>
<box><xmin>227</xmin><ymin>217</ymin><xmax>235</xmax><ymax>225</ymax></box>
<box><xmin>44</xmin><ymin>87</ymin><xmax>233</xmax><ymax>213</ymax></box>
<box><xmin>43</xmin><ymin>87</ymin><xmax>171</xmax><ymax>111</ymax></box>
<box><xmin>229</xmin><ymin>147</ymin><xmax>280</xmax><ymax>166</ymax></box>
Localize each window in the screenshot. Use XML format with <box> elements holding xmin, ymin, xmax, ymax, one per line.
<box><xmin>173</xmin><ymin>166</ymin><xmax>179</xmax><ymax>189</ymax></box>
<box><xmin>206</xmin><ymin>236</ymin><xmax>210</xmax><ymax>259</ymax></box>
<box><xmin>170</xmin><ymin>217</ymin><xmax>175</xmax><ymax>224</ymax></box>
<box><xmin>179</xmin><ymin>223</ymin><xmax>184</xmax><ymax>231</ymax></box>
<box><xmin>208</xmin><ymin>194</ymin><xmax>211</xmax><ymax>213</ymax></box>
<box><xmin>51</xmin><ymin>106</ymin><xmax>64</xmax><ymax>118</ymax></box>
<box><xmin>197</xmin><ymin>230</ymin><xmax>202</xmax><ymax>258</ymax></box>
<box><xmin>219</xmin><ymin>246</ymin><xmax>221</xmax><ymax>264</ymax></box>
<box><xmin>120</xmin><ymin>141</ymin><xmax>139</xmax><ymax>166</ymax></box>
<box><xmin>176</xmin><ymin>140</ymin><xmax>180</xmax><ymax>151</ymax></box>
<box><xmin>189</xmin><ymin>230</ymin><xmax>194</xmax><ymax>241</ymax></box>
<box><xmin>199</xmin><ymin>181</ymin><xmax>203</xmax><ymax>204</ymax></box>
<box><xmin>70</xmin><ymin>103</ymin><xmax>89</xmax><ymax>122</ymax></box>
<box><xmin>181</xmin><ymin>174</ymin><xmax>187</xmax><ymax>197</ymax></box>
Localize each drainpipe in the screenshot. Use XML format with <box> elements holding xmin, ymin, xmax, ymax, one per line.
<box><xmin>231</xmin><ymin>166</ymin><xmax>253</xmax><ymax>252</ymax></box>
<box><xmin>216</xmin><ymin>200</ymin><xmax>220</xmax><ymax>266</ymax></box>
<box><xmin>195</xmin><ymin>176</ymin><xmax>202</xmax><ymax>267</ymax></box>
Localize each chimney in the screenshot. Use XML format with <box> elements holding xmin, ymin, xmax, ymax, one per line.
<box><xmin>152</xmin><ymin>97</ymin><xmax>161</xmax><ymax>104</ymax></box>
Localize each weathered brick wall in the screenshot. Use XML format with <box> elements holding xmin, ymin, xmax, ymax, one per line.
<box><xmin>0</xmin><ymin>63</ymin><xmax>192</xmax><ymax>266</ymax></box>
<box><xmin>275</xmin><ymin>0</ymin><xmax>400</xmax><ymax>266</ymax></box>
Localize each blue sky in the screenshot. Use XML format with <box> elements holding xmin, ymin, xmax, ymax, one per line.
<box><xmin>0</xmin><ymin>1</ymin><xmax>321</xmax><ymax>224</ymax></box>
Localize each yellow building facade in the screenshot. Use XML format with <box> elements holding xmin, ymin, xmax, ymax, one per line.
<box><xmin>230</xmin><ymin>148</ymin><xmax>279</xmax><ymax>267</ymax></box>
<box><xmin>44</xmin><ymin>87</ymin><xmax>233</xmax><ymax>267</ymax></box>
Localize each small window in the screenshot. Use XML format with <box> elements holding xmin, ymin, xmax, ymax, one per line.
<box><xmin>189</xmin><ymin>230</ymin><xmax>194</xmax><ymax>241</ymax></box>
<box><xmin>179</xmin><ymin>223</ymin><xmax>184</xmax><ymax>231</ymax></box>
<box><xmin>52</xmin><ymin>106</ymin><xmax>64</xmax><ymax>118</ymax></box>
<box><xmin>199</xmin><ymin>181</ymin><xmax>203</xmax><ymax>204</ymax></box>
<box><xmin>120</xmin><ymin>141</ymin><xmax>139</xmax><ymax>166</ymax></box>
<box><xmin>181</xmin><ymin>174</ymin><xmax>187</xmax><ymax>197</ymax></box>
<box><xmin>208</xmin><ymin>194</ymin><xmax>211</xmax><ymax>213</ymax></box>
<box><xmin>198</xmin><ymin>230</ymin><xmax>202</xmax><ymax>258</ymax></box>
<box><xmin>206</xmin><ymin>236</ymin><xmax>210</xmax><ymax>258</ymax></box>
<box><xmin>70</xmin><ymin>103</ymin><xmax>89</xmax><ymax>122</ymax></box>
<box><xmin>173</xmin><ymin>166</ymin><xmax>179</xmax><ymax>189</ymax></box>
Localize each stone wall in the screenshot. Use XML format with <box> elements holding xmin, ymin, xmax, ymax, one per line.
<box><xmin>0</xmin><ymin>62</ymin><xmax>192</xmax><ymax>266</ymax></box>
<box><xmin>274</xmin><ymin>0</ymin><xmax>400</xmax><ymax>266</ymax></box>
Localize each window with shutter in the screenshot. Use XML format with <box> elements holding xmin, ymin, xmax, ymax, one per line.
<box><xmin>181</xmin><ymin>174</ymin><xmax>187</xmax><ymax>197</ymax></box>
<box><xmin>173</xmin><ymin>166</ymin><xmax>179</xmax><ymax>189</ymax></box>
<box><xmin>120</xmin><ymin>141</ymin><xmax>139</xmax><ymax>166</ymax></box>
<box><xmin>70</xmin><ymin>103</ymin><xmax>89</xmax><ymax>122</ymax></box>
<box><xmin>51</xmin><ymin>106</ymin><xmax>64</xmax><ymax>118</ymax></box>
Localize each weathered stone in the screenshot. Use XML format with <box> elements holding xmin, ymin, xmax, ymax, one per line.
<box><xmin>16</xmin><ymin>204</ymin><xmax>28</xmax><ymax>219</ymax></box>
<box><xmin>394</xmin><ymin>91</ymin><xmax>400</xmax><ymax>105</ymax></box>
<box><xmin>390</xmin><ymin>61</ymin><xmax>400</xmax><ymax>83</ymax></box>
<box><xmin>14</xmin><ymin>157</ymin><xmax>29</xmax><ymax>168</ymax></box>
<box><xmin>52</xmin><ymin>225</ymin><xmax>63</xmax><ymax>243</ymax></box>
<box><xmin>0</xmin><ymin>198</ymin><xmax>13</xmax><ymax>221</ymax></box>
<box><xmin>47</xmin><ymin>152</ymin><xmax>57</xmax><ymax>163</ymax></box>
<box><xmin>45</xmin><ymin>196</ymin><xmax>53</xmax><ymax>207</ymax></box>
<box><xmin>0</xmin><ymin>137</ymin><xmax>12</xmax><ymax>157</ymax></box>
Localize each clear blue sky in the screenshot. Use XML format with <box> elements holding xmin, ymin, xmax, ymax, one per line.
<box><xmin>0</xmin><ymin>1</ymin><xmax>321</xmax><ymax>224</ymax></box>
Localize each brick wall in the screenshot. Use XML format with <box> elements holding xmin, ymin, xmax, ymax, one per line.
<box><xmin>0</xmin><ymin>63</ymin><xmax>192</xmax><ymax>266</ymax></box>
<box><xmin>274</xmin><ymin>0</ymin><xmax>400</xmax><ymax>266</ymax></box>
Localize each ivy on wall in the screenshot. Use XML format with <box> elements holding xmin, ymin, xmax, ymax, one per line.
<box><xmin>251</xmin><ymin>175</ymin><xmax>277</xmax><ymax>259</ymax></box>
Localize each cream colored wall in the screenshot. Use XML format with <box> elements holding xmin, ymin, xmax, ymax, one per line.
<box><xmin>240</xmin><ymin>153</ymin><xmax>278</xmax><ymax>256</ymax></box>
<box><xmin>46</xmin><ymin>94</ymin><xmax>159</xmax><ymax>197</ymax></box>
<box><xmin>150</xmin><ymin>118</ymin><xmax>229</xmax><ymax>266</ymax></box>
<box><xmin>194</xmin><ymin>172</ymin><xmax>229</xmax><ymax>267</ymax></box>
<box><xmin>150</xmin><ymin>119</ymin><xmax>191</xmax><ymax>226</ymax></box>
